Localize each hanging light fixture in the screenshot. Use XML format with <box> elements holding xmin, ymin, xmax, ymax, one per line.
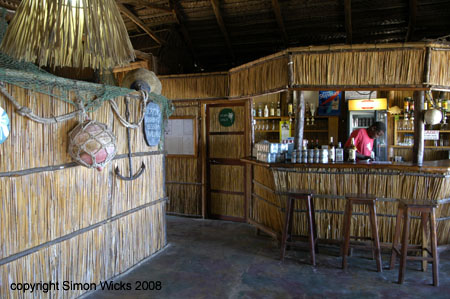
<box><xmin>0</xmin><ymin>0</ymin><xmax>136</xmax><ymax>70</ymax></box>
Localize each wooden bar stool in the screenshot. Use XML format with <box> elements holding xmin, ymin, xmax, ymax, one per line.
<box><xmin>341</xmin><ymin>194</ymin><xmax>382</xmax><ymax>272</ymax></box>
<box><xmin>389</xmin><ymin>201</ymin><xmax>439</xmax><ymax>286</ymax></box>
<box><xmin>280</xmin><ymin>191</ymin><xmax>318</xmax><ymax>266</ymax></box>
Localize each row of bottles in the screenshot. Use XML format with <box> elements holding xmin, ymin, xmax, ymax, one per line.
<box><xmin>254</xmin><ymin>100</ymin><xmax>281</xmax><ymax>117</ymax></box>
<box><xmin>290</xmin><ymin>137</ymin><xmax>346</xmax><ymax>163</ymax></box>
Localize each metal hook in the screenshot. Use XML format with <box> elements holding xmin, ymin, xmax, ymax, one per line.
<box><xmin>115</xmin><ymin>96</ymin><xmax>146</xmax><ymax>181</ymax></box>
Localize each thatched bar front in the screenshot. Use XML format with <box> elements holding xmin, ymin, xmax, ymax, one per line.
<box><xmin>242</xmin><ymin>158</ymin><xmax>450</xmax><ymax>247</ymax></box>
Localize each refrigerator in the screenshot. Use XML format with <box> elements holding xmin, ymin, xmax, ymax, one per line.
<box><xmin>348</xmin><ymin>99</ymin><xmax>388</xmax><ymax>161</ymax></box>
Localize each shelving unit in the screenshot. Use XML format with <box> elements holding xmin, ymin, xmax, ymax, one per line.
<box><xmin>393</xmin><ymin>118</ymin><xmax>450</xmax><ymax>148</ymax></box>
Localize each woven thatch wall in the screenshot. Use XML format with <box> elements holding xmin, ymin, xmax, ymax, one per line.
<box><xmin>166</xmin><ymin>102</ymin><xmax>202</xmax><ymax>216</ymax></box>
<box><xmin>0</xmin><ymin>84</ymin><xmax>166</xmax><ymax>298</ymax></box>
<box><xmin>429</xmin><ymin>46</ymin><xmax>450</xmax><ymax>87</ymax></box>
<box><xmin>291</xmin><ymin>44</ymin><xmax>427</xmax><ymax>88</ymax></box>
<box><xmin>229</xmin><ymin>52</ymin><xmax>289</xmax><ymax>98</ymax></box>
<box><xmin>251</xmin><ymin>165</ymin><xmax>450</xmax><ymax>246</ymax></box>
<box><xmin>159</xmin><ymin>72</ymin><xmax>228</xmax><ymax>100</ymax></box>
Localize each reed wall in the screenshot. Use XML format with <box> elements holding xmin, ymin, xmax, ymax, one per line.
<box><xmin>251</xmin><ymin>165</ymin><xmax>450</xmax><ymax>245</ymax></box>
<box><xmin>159</xmin><ymin>72</ymin><xmax>229</xmax><ymax>100</ymax></box>
<box><xmin>0</xmin><ymin>83</ymin><xmax>166</xmax><ymax>298</ymax></box>
<box><xmin>166</xmin><ymin>102</ymin><xmax>202</xmax><ymax>216</ymax></box>
<box><xmin>229</xmin><ymin>52</ymin><xmax>289</xmax><ymax>97</ymax></box>
<box><xmin>291</xmin><ymin>44</ymin><xmax>427</xmax><ymax>88</ymax></box>
<box><xmin>429</xmin><ymin>47</ymin><xmax>450</xmax><ymax>87</ymax></box>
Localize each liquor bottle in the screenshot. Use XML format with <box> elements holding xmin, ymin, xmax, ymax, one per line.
<box><xmin>264</xmin><ymin>104</ymin><xmax>269</xmax><ymax>117</ymax></box>
<box><xmin>309</xmin><ymin>140</ymin><xmax>314</xmax><ymax>149</ymax></box>
<box><xmin>423</xmin><ymin>100</ymin><xmax>428</xmax><ymax>111</ymax></box>
<box><xmin>288</xmin><ymin>102</ymin><xmax>293</xmax><ymax>117</ymax></box>
<box><xmin>314</xmin><ymin>139</ymin><xmax>320</xmax><ymax>149</ymax></box>
<box><xmin>335</xmin><ymin>142</ymin><xmax>344</xmax><ymax>162</ymax></box>
<box><xmin>328</xmin><ymin>137</ymin><xmax>335</xmax><ymax>162</ymax></box>
<box><xmin>270</xmin><ymin>102</ymin><xmax>275</xmax><ymax>116</ymax></box>
<box><xmin>403</xmin><ymin>97</ymin><xmax>409</xmax><ymax>114</ymax></box>
<box><xmin>348</xmin><ymin>138</ymin><xmax>357</xmax><ymax>162</ymax></box>
<box><xmin>257</xmin><ymin>103</ymin><xmax>263</xmax><ymax>117</ymax></box>
<box><xmin>276</xmin><ymin>99</ymin><xmax>281</xmax><ymax>117</ymax></box>
<box><xmin>409</xmin><ymin>97</ymin><xmax>414</xmax><ymax>113</ymax></box>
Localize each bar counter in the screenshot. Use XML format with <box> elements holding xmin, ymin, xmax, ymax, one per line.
<box><xmin>241</xmin><ymin>157</ymin><xmax>450</xmax><ymax>247</ymax></box>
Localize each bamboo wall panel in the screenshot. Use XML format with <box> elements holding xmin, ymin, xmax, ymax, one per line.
<box><xmin>292</xmin><ymin>46</ymin><xmax>425</xmax><ymax>87</ymax></box>
<box><xmin>209</xmin><ymin>135</ymin><xmax>244</xmax><ymax>159</ymax></box>
<box><xmin>0</xmin><ymin>83</ymin><xmax>167</xmax><ymax>298</ymax></box>
<box><xmin>166</xmin><ymin>102</ymin><xmax>202</xmax><ymax>216</ymax></box>
<box><xmin>265</xmin><ymin>167</ymin><xmax>450</xmax><ymax>245</ymax></box>
<box><xmin>166</xmin><ymin>157</ymin><xmax>198</xmax><ymax>183</ymax></box>
<box><xmin>0</xmin><ymin>202</ymin><xmax>166</xmax><ymax>299</ymax></box>
<box><xmin>210</xmin><ymin>165</ymin><xmax>244</xmax><ymax>192</ymax></box>
<box><xmin>110</xmin><ymin>155</ymin><xmax>164</xmax><ymax>216</ymax></box>
<box><xmin>210</xmin><ymin>193</ymin><xmax>245</xmax><ymax>218</ymax></box>
<box><xmin>160</xmin><ymin>72</ymin><xmax>228</xmax><ymax>100</ymax></box>
<box><xmin>209</xmin><ymin>106</ymin><xmax>245</xmax><ymax>132</ymax></box>
<box><xmin>429</xmin><ymin>49</ymin><xmax>450</xmax><ymax>87</ymax></box>
<box><xmin>0</xmin><ymin>166</ymin><xmax>108</xmax><ymax>259</ymax></box>
<box><xmin>229</xmin><ymin>55</ymin><xmax>288</xmax><ymax>97</ymax></box>
<box><xmin>167</xmin><ymin>184</ymin><xmax>201</xmax><ymax>216</ymax></box>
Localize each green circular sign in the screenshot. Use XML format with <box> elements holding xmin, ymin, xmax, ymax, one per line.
<box><xmin>219</xmin><ymin>108</ymin><xmax>235</xmax><ymax>127</ymax></box>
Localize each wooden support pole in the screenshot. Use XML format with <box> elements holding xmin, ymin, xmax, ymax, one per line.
<box><xmin>294</xmin><ymin>90</ymin><xmax>305</xmax><ymax>150</ymax></box>
<box><xmin>413</xmin><ymin>90</ymin><xmax>424</xmax><ymax>165</ymax></box>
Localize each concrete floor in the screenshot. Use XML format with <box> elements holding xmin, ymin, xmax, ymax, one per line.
<box><xmin>86</xmin><ymin>215</ymin><xmax>450</xmax><ymax>299</ymax></box>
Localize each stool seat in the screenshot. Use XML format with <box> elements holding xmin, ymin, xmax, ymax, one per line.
<box><xmin>390</xmin><ymin>201</ymin><xmax>439</xmax><ymax>286</ymax></box>
<box><xmin>280</xmin><ymin>191</ymin><xmax>317</xmax><ymax>266</ymax></box>
<box><xmin>342</xmin><ymin>194</ymin><xmax>382</xmax><ymax>272</ymax></box>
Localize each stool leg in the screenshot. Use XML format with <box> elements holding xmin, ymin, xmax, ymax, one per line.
<box><xmin>342</xmin><ymin>200</ymin><xmax>352</xmax><ymax>270</ymax></box>
<box><xmin>280</xmin><ymin>197</ymin><xmax>293</xmax><ymax>261</ymax></box>
<box><xmin>369</xmin><ymin>202</ymin><xmax>382</xmax><ymax>272</ymax></box>
<box><xmin>306</xmin><ymin>196</ymin><xmax>316</xmax><ymax>266</ymax></box>
<box><xmin>390</xmin><ymin>205</ymin><xmax>403</xmax><ymax>270</ymax></box>
<box><xmin>398</xmin><ymin>207</ymin><xmax>410</xmax><ymax>284</ymax></box>
<box><xmin>310</xmin><ymin>196</ymin><xmax>319</xmax><ymax>253</ymax></box>
<box><xmin>430</xmin><ymin>208</ymin><xmax>439</xmax><ymax>287</ymax></box>
<box><xmin>421</xmin><ymin>212</ymin><xmax>430</xmax><ymax>272</ymax></box>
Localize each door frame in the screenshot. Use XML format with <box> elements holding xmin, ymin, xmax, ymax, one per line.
<box><xmin>205</xmin><ymin>100</ymin><xmax>251</xmax><ymax>222</ymax></box>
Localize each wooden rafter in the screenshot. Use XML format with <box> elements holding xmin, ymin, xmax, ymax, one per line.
<box><xmin>210</xmin><ymin>0</ymin><xmax>235</xmax><ymax>61</ymax></box>
<box><xmin>116</xmin><ymin>0</ymin><xmax>172</xmax><ymax>13</ymax></box>
<box><xmin>406</xmin><ymin>0</ymin><xmax>417</xmax><ymax>42</ymax></box>
<box><xmin>169</xmin><ymin>0</ymin><xmax>199</xmax><ymax>65</ymax></box>
<box><xmin>271</xmin><ymin>0</ymin><xmax>288</xmax><ymax>47</ymax></box>
<box><xmin>117</xmin><ymin>3</ymin><xmax>165</xmax><ymax>45</ymax></box>
<box><xmin>344</xmin><ymin>0</ymin><xmax>352</xmax><ymax>44</ymax></box>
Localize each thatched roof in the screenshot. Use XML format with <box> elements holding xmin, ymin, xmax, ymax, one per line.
<box><xmin>1</xmin><ymin>0</ymin><xmax>450</xmax><ymax>75</ymax></box>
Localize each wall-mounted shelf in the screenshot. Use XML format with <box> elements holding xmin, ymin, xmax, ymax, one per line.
<box><xmin>392</xmin><ymin>145</ymin><xmax>450</xmax><ymax>149</ymax></box>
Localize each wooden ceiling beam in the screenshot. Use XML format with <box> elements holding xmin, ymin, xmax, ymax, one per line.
<box><xmin>344</xmin><ymin>0</ymin><xmax>352</xmax><ymax>44</ymax></box>
<box><xmin>169</xmin><ymin>0</ymin><xmax>199</xmax><ymax>66</ymax></box>
<box><xmin>271</xmin><ymin>0</ymin><xmax>288</xmax><ymax>47</ymax></box>
<box><xmin>210</xmin><ymin>0</ymin><xmax>235</xmax><ymax>62</ymax></box>
<box><xmin>406</xmin><ymin>0</ymin><xmax>417</xmax><ymax>42</ymax></box>
<box><xmin>116</xmin><ymin>0</ymin><xmax>172</xmax><ymax>13</ymax></box>
<box><xmin>117</xmin><ymin>3</ymin><xmax>165</xmax><ymax>45</ymax></box>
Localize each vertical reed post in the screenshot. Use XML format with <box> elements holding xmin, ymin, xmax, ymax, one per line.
<box><xmin>413</xmin><ymin>90</ymin><xmax>424</xmax><ymax>165</ymax></box>
<box><xmin>288</xmin><ymin>53</ymin><xmax>294</xmax><ymax>88</ymax></box>
<box><xmin>294</xmin><ymin>90</ymin><xmax>305</xmax><ymax>150</ymax></box>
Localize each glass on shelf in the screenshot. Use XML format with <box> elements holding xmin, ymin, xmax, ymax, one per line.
<box><xmin>272</xmin><ymin>120</ymin><xmax>276</xmax><ymax>131</ymax></box>
<box><xmin>265</xmin><ymin>120</ymin><xmax>269</xmax><ymax>131</ymax></box>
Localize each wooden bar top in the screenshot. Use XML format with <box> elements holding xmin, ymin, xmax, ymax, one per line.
<box><xmin>241</xmin><ymin>157</ymin><xmax>450</xmax><ymax>175</ymax></box>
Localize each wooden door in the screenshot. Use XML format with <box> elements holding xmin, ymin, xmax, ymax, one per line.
<box><xmin>206</xmin><ymin>102</ymin><xmax>248</xmax><ymax>222</ymax></box>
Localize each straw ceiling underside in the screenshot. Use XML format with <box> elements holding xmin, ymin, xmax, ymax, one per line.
<box><xmin>251</xmin><ymin>166</ymin><xmax>450</xmax><ymax>245</ymax></box>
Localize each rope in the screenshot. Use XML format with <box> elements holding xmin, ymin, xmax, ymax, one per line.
<box><xmin>0</xmin><ymin>83</ymin><xmax>81</xmax><ymax>124</ymax></box>
<box><xmin>109</xmin><ymin>89</ymin><xmax>148</xmax><ymax>129</ymax></box>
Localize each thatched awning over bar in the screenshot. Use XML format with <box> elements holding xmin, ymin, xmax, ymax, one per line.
<box><xmin>160</xmin><ymin>43</ymin><xmax>450</xmax><ymax>101</ymax></box>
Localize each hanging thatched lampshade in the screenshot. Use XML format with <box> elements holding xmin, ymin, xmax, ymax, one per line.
<box><xmin>0</xmin><ymin>0</ymin><xmax>136</xmax><ymax>70</ymax></box>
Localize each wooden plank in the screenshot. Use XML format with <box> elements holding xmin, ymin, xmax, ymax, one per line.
<box><xmin>116</xmin><ymin>0</ymin><xmax>172</xmax><ymax>12</ymax></box>
<box><xmin>210</xmin><ymin>0</ymin><xmax>235</xmax><ymax>62</ymax></box>
<box><xmin>112</xmin><ymin>60</ymin><xmax>149</xmax><ymax>73</ymax></box>
<box><xmin>117</xmin><ymin>3</ymin><xmax>164</xmax><ymax>45</ymax></box>
<box><xmin>344</xmin><ymin>0</ymin><xmax>352</xmax><ymax>44</ymax></box>
<box><xmin>406</xmin><ymin>0</ymin><xmax>417</xmax><ymax>42</ymax></box>
<box><xmin>271</xmin><ymin>0</ymin><xmax>288</xmax><ymax>47</ymax></box>
<box><xmin>413</xmin><ymin>90</ymin><xmax>425</xmax><ymax>165</ymax></box>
